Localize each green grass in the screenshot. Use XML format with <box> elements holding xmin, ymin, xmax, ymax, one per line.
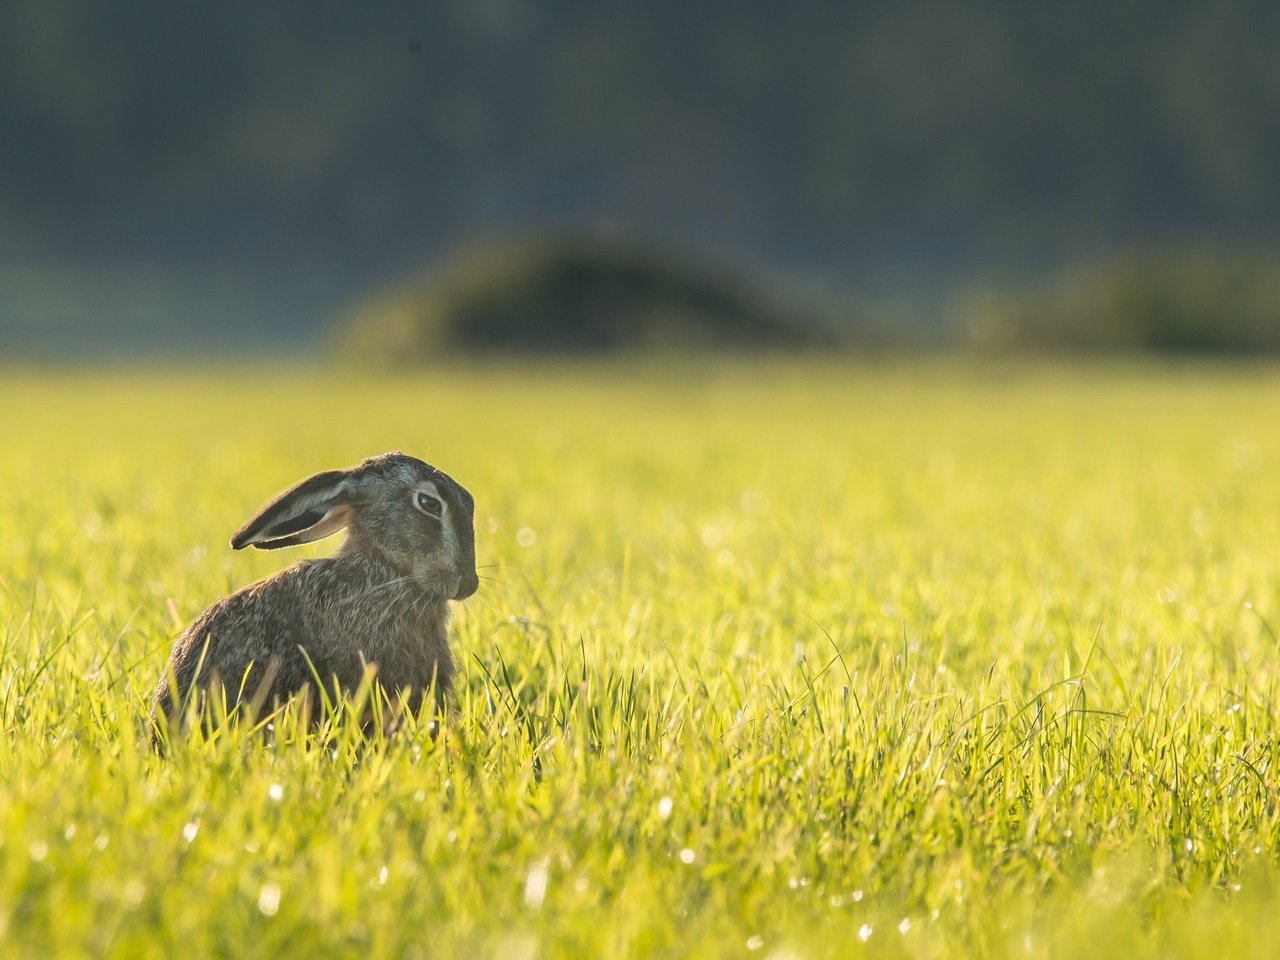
<box><xmin>2</xmin><ymin>360</ymin><xmax>1280</xmax><ymax>958</ymax></box>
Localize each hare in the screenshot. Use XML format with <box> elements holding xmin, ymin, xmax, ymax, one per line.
<box><xmin>152</xmin><ymin>451</ymin><xmax>478</xmax><ymax>732</ymax></box>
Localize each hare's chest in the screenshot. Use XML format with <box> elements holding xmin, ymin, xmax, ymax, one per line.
<box><xmin>326</xmin><ymin>603</ymin><xmax>451</xmax><ymax>689</ymax></box>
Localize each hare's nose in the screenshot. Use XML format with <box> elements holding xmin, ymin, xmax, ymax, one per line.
<box><xmin>454</xmin><ymin>571</ymin><xmax>479</xmax><ymax>600</ymax></box>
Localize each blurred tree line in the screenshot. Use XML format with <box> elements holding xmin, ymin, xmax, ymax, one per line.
<box><xmin>2</xmin><ymin>0</ymin><xmax>1279</xmax><ymax>353</ymax></box>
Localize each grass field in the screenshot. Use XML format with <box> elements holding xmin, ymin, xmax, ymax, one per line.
<box><xmin>2</xmin><ymin>360</ymin><xmax>1280</xmax><ymax>959</ymax></box>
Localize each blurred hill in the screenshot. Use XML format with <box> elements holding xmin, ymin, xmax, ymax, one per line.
<box><xmin>960</xmin><ymin>248</ymin><xmax>1280</xmax><ymax>354</ymax></box>
<box><xmin>333</xmin><ymin>236</ymin><xmax>836</xmax><ymax>361</ymax></box>
<box><xmin>3</xmin><ymin>1</ymin><xmax>1280</xmax><ymax>355</ymax></box>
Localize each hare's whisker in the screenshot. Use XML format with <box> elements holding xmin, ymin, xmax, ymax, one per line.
<box><xmin>347</xmin><ymin>575</ymin><xmax>422</xmax><ymax>604</ymax></box>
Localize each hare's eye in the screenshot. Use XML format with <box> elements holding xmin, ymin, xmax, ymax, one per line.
<box><xmin>414</xmin><ymin>492</ymin><xmax>443</xmax><ymax>516</ymax></box>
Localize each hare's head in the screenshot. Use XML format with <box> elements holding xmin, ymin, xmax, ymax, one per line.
<box><xmin>229</xmin><ymin>452</ymin><xmax>479</xmax><ymax>599</ymax></box>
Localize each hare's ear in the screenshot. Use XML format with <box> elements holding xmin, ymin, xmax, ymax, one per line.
<box><xmin>230</xmin><ymin>469</ymin><xmax>365</xmax><ymax>551</ymax></box>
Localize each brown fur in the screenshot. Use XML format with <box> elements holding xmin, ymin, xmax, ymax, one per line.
<box><xmin>152</xmin><ymin>452</ymin><xmax>477</xmax><ymax>732</ymax></box>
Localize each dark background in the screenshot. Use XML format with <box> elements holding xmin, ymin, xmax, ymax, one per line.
<box><xmin>3</xmin><ymin>1</ymin><xmax>1279</xmax><ymax>356</ymax></box>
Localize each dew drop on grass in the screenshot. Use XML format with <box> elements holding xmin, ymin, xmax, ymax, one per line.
<box><xmin>63</xmin><ymin>823</ymin><xmax>76</xmax><ymax>841</ymax></box>
<box><xmin>898</xmin><ymin>918</ymin><xmax>911</xmax><ymax>934</ymax></box>
<box><xmin>182</xmin><ymin>822</ymin><xmax>199</xmax><ymax>843</ymax></box>
<box><xmin>268</xmin><ymin>784</ymin><xmax>283</xmax><ymax>802</ymax></box>
<box><xmin>378</xmin><ymin>866</ymin><xmax>389</xmax><ymax>886</ymax></box>
<box><xmin>657</xmin><ymin>796</ymin><xmax>673</xmax><ymax>820</ymax></box>
<box><xmin>858</xmin><ymin>924</ymin><xmax>873</xmax><ymax>942</ymax></box>
<box><xmin>29</xmin><ymin>841</ymin><xmax>48</xmax><ymax>862</ymax></box>
<box><xmin>258</xmin><ymin>883</ymin><xmax>281</xmax><ymax>916</ymax></box>
<box><xmin>524</xmin><ymin>860</ymin><xmax>549</xmax><ymax>908</ymax></box>
<box><xmin>516</xmin><ymin>527</ymin><xmax>537</xmax><ymax>547</ymax></box>
<box><xmin>123</xmin><ymin>880</ymin><xmax>145</xmax><ymax>907</ymax></box>
<box><xmin>746</xmin><ymin>935</ymin><xmax>764</xmax><ymax>951</ymax></box>
<box><xmin>679</xmin><ymin>848</ymin><xmax>696</xmax><ymax>864</ymax></box>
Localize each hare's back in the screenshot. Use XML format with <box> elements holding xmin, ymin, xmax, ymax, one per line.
<box><xmin>155</xmin><ymin>559</ymin><xmax>351</xmax><ymax>714</ymax></box>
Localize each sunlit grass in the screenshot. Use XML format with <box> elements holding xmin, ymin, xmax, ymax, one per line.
<box><xmin>2</xmin><ymin>359</ymin><xmax>1279</xmax><ymax>958</ymax></box>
